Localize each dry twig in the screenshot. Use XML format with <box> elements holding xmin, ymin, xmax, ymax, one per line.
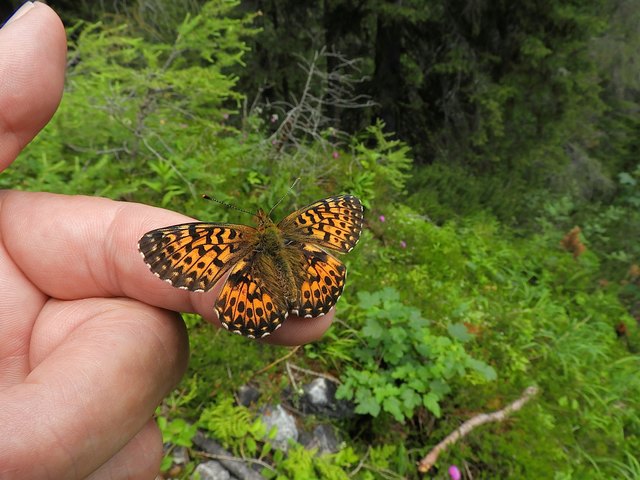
<box><xmin>286</xmin><ymin>362</ymin><xmax>342</xmax><ymax>385</ymax></box>
<box><xmin>417</xmin><ymin>386</ymin><xmax>539</xmax><ymax>473</ymax></box>
<box><xmin>251</xmin><ymin>345</ymin><xmax>301</xmax><ymax>378</ymax></box>
<box><xmin>265</xmin><ymin>48</ymin><xmax>374</xmax><ymax>155</ymax></box>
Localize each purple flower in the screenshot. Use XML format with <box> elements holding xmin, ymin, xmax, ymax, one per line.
<box><xmin>332</xmin><ymin>151</ymin><xmax>339</xmax><ymax>159</ymax></box>
<box><xmin>448</xmin><ymin>465</ymin><xmax>461</xmax><ymax>480</ymax></box>
<box><xmin>399</xmin><ymin>240</ymin><xmax>407</xmax><ymax>248</ymax></box>
<box><xmin>379</xmin><ymin>215</ymin><xmax>386</xmax><ymax>223</ymax></box>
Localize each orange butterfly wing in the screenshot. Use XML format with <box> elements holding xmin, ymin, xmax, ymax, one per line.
<box><xmin>215</xmin><ymin>256</ymin><xmax>289</xmax><ymax>338</ymax></box>
<box><xmin>279</xmin><ymin>195</ymin><xmax>363</xmax><ymax>318</ymax></box>
<box><xmin>138</xmin><ymin>223</ymin><xmax>255</xmax><ymax>292</ymax></box>
<box><xmin>138</xmin><ymin>195</ymin><xmax>364</xmax><ymax>338</ymax></box>
<box><xmin>277</xmin><ymin>195</ymin><xmax>364</xmax><ymax>253</ymax></box>
<box><xmin>289</xmin><ymin>243</ymin><xmax>348</xmax><ymax>318</ymax></box>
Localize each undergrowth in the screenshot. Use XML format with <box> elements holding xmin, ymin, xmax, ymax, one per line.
<box><xmin>9</xmin><ymin>1</ymin><xmax>639</xmax><ymax>478</ymax></box>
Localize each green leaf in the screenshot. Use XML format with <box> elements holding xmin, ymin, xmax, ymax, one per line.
<box><xmin>362</xmin><ymin>318</ymin><xmax>384</xmax><ymax>339</ymax></box>
<box><xmin>354</xmin><ymin>389</ymin><xmax>381</xmax><ymax>417</ymax></box>
<box><xmin>467</xmin><ymin>358</ymin><xmax>498</xmax><ymax>381</ymax></box>
<box><xmin>378</xmin><ymin>286</ymin><xmax>401</xmax><ymax>303</ymax></box>
<box><xmin>400</xmin><ymin>388</ymin><xmax>422</xmax><ymax>413</ymax></box>
<box><xmin>260</xmin><ymin>442</ymin><xmax>272</xmax><ymax>458</ymax></box>
<box><xmin>357</xmin><ymin>291</ymin><xmax>380</xmax><ymax>310</ymax></box>
<box><xmin>423</xmin><ymin>392</ymin><xmax>442</xmax><ymax>417</ymax></box>
<box><xmin>618</xmin><ymin>171</ymin><xmax>636</xmax><ymax>186</ymax></box>
<box><xmin>382</xmin><ymin>396</ymin><xmax>404</xmax><ymax>422</ymax></box>
<box><xmin>448</xmin><ymin>322</ymin><xmax>474</xmax><ymax>342</ymax></box>
<box><xmin>160</xmin><ymin>455</ymin><xmax>173</xmax><ymax>472</ymax></box>
<box><xmin>429</xmin><ymin>379</ymin><xmax>451</xmax><ymax>396</ymax></box>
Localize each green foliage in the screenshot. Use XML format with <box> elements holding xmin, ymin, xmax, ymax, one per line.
<box><xmin>347</xmin><ymin>121</ymin><xmax>413</xmax><ymax>207</ymax></box>
<box><xmin>329</xmin><ymin>200</ymin><xmax>639</xmax><ymax>476</ymax></box>
<box><xmin>337</xmin><ymin>287</ymin><xmax>496</xmax><ymax>421</ymax></box>
<box><xmin>10</xmin><ymin>1</ymin><xmax>640</xmax><ymax>478</ymax></box>
<box><xmin>4</xmin><ymin>0</ymin><xmax>258</xmax><ymax>210</ymax></box>
<box><xmin>405</xmin><ymin>160</ymin><xmax>544</xmax><ymax>223</ymax></box>
<box><xmin>158</xmin><ymin>416</ymin><xmax>199</xmax><ymax>448</ymax></box>
<box><xmin>261</xmin><ymin>444</ymin><xmax>363</xmax><ymax>480</ymax></box>
<box><xmin>198</xmin><ymin>396</ymin><xmax>267</xmax><ymax>456</ymax></box>
<box><xmin>537</xmin><ymin>162</ymin><xmax>640</xmax><ymax>297</ymax></box>
<box><xmin>156</xmin><ymin>415</ymin><xmax>198</xmax><ymax>474</ymax></box>
<box><xmin>240</xmin><ymin>0</ymin><xmax>606</xmax><ymax>171</ymax></box>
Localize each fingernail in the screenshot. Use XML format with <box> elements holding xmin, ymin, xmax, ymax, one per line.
<box><xmin>3</xmin><ymin>2</ymin><xmax>35</xmax><ymax>28</ymax></box>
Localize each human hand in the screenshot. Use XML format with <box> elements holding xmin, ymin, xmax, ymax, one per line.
<box><xmin>0</xmin><ymin>3</ymin><xmax>332</xmax><ymax>479</ymax></box>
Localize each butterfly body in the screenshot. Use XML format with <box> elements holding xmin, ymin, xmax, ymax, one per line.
<box><xmin>139</xmin><ymin>195</ymin><xmax>363</xmax><ymax>338</ymax></box>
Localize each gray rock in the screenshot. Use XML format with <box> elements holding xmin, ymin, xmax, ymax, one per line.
<box><xmin>300</xmin><ymin>424</ymin><xmax>341</xmax><ymax>455</ymax></box>
<box><xmin>237</xmin><ymin>384</ymin><xmax>261</xmax><ymax>407</ymax></box>
<box><xmin>193</xmin><ymin>460</ymin><xmax>231</xmax><ymax>480</ymax></box>
<box><xmin>260</xmin><ymin>404</ymin><xmax>298</xmax><ymax>450</ymax></box>
<box><xmin>304</xmin><ymin>378</ymin><xmax>332</xmax><ymax>406</ymax></box>
<box><xmin>173</xmin><ymin>445</ymin><xmax>190</xmax><ymax>465</ymax></box>
<box><xmin>193</xmin><ymin>432</ymin><xmax>265</xmax><ymax>480</ymax></box>
<box><xmin>300</xmin><ymin>378</ymin><xmax>354</xmax><ymax>419</ymax></box>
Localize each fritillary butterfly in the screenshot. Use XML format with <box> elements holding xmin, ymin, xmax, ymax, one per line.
<box><xmin>138</xmin><ymin>195</ymin><xmax>364</xmax><ymax>338</ymax></box>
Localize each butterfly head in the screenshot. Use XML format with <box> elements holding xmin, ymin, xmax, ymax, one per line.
<box><xmin>254</xmin><ymin>208</ymin><xmax>275</xmax><ymax>229</ymax></box>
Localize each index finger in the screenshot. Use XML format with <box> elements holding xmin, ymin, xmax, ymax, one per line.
<box><xmin>0</xmin><ymin>190</ymin><xmax>333</xmax><ymax>344</ymax></box>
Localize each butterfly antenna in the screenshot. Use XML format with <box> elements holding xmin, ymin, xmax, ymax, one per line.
<box><xmin>269</xmin><ymin>178</ymin><xmax>300</xmax><ymax>216</ymax></box>
<box><xmin>202</xmin><ymin>194</ymin><xmax>255</xmax><ymax>216</ymax></box>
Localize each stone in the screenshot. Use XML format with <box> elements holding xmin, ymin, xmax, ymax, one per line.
<box><xmin>260</xmin><ymin>404</ymin><xmax>298</xmax><ymax>450</ymax></box>
<box><xmin>304</xmin><ymin>378</ymin><xmax>332</xmax><ymax>406</ymax></box>
<box><xmin>300</xmin><ymin>378</ymin><xmax>354</xmax><ymax>419</ymax></box>
<box><xmin>173</xmin><ymin>445</ymin><xmax>190</xmax><ymax>465</ymax></box>
<box><xmin>193</xmin><ymin>460</ymin><xmax>231</xmax><ymax>480</ymax></box>
<box><xmin>300</xmin><ymin>424</ymin><xmax>341</xmax><ymax>455</ymax></box>
<box><xmin>237</xmin><ymin>384</ymin><xmax>261</xmax><ymax>407</ymax></box>
<box><xmin>192</xmin><ymin>432</ymin><xmax>265</xmax><ymax>480</ymax></box>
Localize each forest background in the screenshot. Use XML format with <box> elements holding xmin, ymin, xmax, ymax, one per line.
<box><xmin>1</xmin><ymin>0</ymin><xmax>639</xmax><ymax>478</ymax></box>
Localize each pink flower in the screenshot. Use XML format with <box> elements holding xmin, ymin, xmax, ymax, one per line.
<box><xmin>222</xmin><ymin>113</ymin><xmax>229</xmax><ymax>120</ymax></box>
<box><xmin>448</xmin><ymin>465</ymin><xmax>461</xmax><ymax>480</ymax></box>
<box><xmin>332</xmin><ymin>151</ymin><xmax>339</xmax><ymax>159</ymax></box>
<box><xmin>270</xmin><ymin>114</ymin><xmax>279</xmax><ymax>123</ymax></box>
<box><xmin>399</xmin><ymin>240</ymin><xmax>407</xmax><ymax>248</ymax></box>
<box><xmin>379</xmin><ymin>215</ymin><xmax>385</xmax><ymax>223</ymax></box>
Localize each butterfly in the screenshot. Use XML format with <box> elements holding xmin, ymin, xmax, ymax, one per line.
<box><xmin>138</xmin><ymin>195</ymin><xmax>364</xmax><ymax>338</ymax></box>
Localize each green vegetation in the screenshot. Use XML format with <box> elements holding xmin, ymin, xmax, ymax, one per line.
<box><xmin>8</xmin><ymin>0</ymin><xmax>640</xmax><ymax>478</ymax></box>
<box><xmin>336</xmin><ymin>287</ymin><xmax>497</xmax><ymax>422</ymax></box>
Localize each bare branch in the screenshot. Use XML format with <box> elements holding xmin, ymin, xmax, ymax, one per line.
<box><xmin>286</xmin><ymin>362</ymin><xmax>342</xmax><ymax>385</ymax></box>
<box><xmin>262</xmin><ymin>47</ymin><xmax>375</xmax><ymax>157</ymax></box>
<box><xmin>417</xmin><ymin>386</ymin><xmax>540</xmax><ymax>473</ymax></box>
<box><xmin>251</xmin><ymin>345</ymin><xmax>301</xmax><ymax>378</ymax></box>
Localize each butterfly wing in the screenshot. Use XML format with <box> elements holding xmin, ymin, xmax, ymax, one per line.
<box><xmin>139</xmin><ymin>194</ymin><xmax>364</xmax><ymax>336</ymax></box>
<box><xmin>277</xmin><ymin>195</ymin><xmax>364</xmax><ymax>253</ymax></box>
<box><xmin>278</xmin><ymin>194</ymin><xmax>363</xmax><ymax>317</ymax></box>
<box><xmin>138</xmin><ymin>223</ymin><xmax>255</xmax><ymax>292</ymax></box>
<box><xmin>216</xmin><ymin>255</ymin><xmax>289</xmax><ymax>338</ymax></box>
<box><xmin>288</xmin><ymin>243</ymin><xmax>347</xmax><ymax>318</ymax></box>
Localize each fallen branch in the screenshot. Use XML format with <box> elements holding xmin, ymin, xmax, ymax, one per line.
<box><xmin>417</xmin><ymin>386</ymin><xmax>539</xmax><ymax>473</ymax></box>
